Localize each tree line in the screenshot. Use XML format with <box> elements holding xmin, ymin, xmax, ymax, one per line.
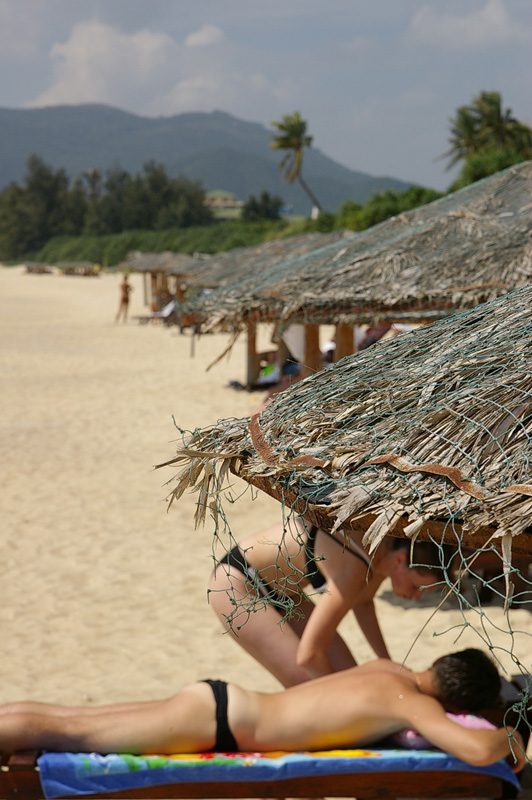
<box><xmin>0</xmin><ymin>157</ymin><xmax>213</xmax><ymax>259</ymax></box>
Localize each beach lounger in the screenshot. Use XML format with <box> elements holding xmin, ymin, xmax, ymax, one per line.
<box><xmin>0</xmin><ymin>746</ymin><xmax>521</xmax><ymax>800</ymax></box>
<box><xmin>135</xmin><ymin>300</ymin><xmax>176</xmax><ymax>325</ymax></box>
<box><xmin>1</xmin><ymin>678</ymin><xmax>527</xmax><ymax>799</ymax></box>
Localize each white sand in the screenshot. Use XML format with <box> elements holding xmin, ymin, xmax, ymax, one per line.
<box><xmin>1</xmin><ymin>264</ymin><xmax>531</xmax><ymax>756</ymax></box>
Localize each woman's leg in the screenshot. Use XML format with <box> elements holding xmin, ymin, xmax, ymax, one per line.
<box><xmin>208</xmin><ymin>563</ymin><xmax>313</xmax><ymax>687</ymax></box>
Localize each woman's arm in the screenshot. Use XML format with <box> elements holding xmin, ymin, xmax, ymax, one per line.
<box><xmin>296</xmin><ymin>572</ymin><xmax>362</xmax><ymax>678</ymax></box>
<box><xmin>352</xmin><ymin>599</ymin><xmax>390</xmax><ymax>659</ymax></box>
<box><xmin>296</xmin><ymin>535</ymin><xmax>392</xmax><ymax>677</ymax></box>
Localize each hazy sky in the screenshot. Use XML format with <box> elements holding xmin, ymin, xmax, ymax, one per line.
<box><xmin>1</xmin><ymin>0</ymin><xmax>530</xmax><ymax>190</ymax></box>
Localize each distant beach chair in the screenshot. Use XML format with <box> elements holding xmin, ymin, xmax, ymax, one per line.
<box><xmin>25</xmin><ymin>263</ymin><xmax>53</xmax><ymax>275</ymax></box>
<box><xmin>135</xmin><ymin>300</ymin><xmax>176</xmax><ymax>325</ymax></box>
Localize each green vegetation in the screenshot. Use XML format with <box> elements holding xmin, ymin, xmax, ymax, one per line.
<box><xmin>241</xmin><ymin>191</ymin><xmax>284</xmax><ymax>222</ymax></box>
<box><xmin>334</xmin><ymin>186</ymin><xmax>444</xmax><ymax>231</ymax></box>
<box><xmin>35</xmin><ymin>221</ymin><xmax>289</xmax><ymax>267</ymax></box>
<box><xmin>439</xmin><ymin>90</ymin><xmax>531</xmax><ymax>190</ymax></box>
<box><xmin>32</xmin><ymin>183</ymin><xmax>447</xmax><ymax>266</ymax></box>
<box><xmin>0</xmin><ymin>152</ymin><xmax>446</xmax><ymax>266</ymax></box>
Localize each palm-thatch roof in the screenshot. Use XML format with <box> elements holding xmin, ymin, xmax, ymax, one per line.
<box><xmin>184</xmin><ymin>230</ymin><xmax>354</xmax><ymax>290</ymax></box>
<box><xmin>186</xmin><ymin>162</ymin><xmax>532</xmax><ymax>332</ymax></box>
<box><xmin>161</xmin><ymin>283</ymin><xmax>532</xmax><ymax>566</ymax></box>
<box><xmin>120</xmin><ymin>250</ymin><xmax>201</xmax><ymax>276</ymax></box>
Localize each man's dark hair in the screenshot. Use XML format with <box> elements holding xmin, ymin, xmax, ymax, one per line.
<box><xmin>432</xmin><ymin>649</ymin><xmax>500</xmax><ymax>713</ymax></box>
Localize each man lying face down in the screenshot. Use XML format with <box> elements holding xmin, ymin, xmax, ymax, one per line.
<box><xmin>0</xmin><ymin>648</ymin><xmax>525</xmax><ymax>772</ymax></box>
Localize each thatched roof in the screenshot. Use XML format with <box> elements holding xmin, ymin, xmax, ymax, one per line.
<box><xmin>120</xmin><ymin>250</ymin><xmax>200</xmax><ymax>276</ymax></box>
<box><xmin>161</xmin><ymin>283</ymin><xmax>532</xmax><ymax>562</ymax></box>
<box><xmin>187</xmin><ymin>162</ymin><xmax>532</xmax><ymax>331</ymax></box>
<box><xmin>185</xmin><ymin>230</ymin><xmax>354</xmax><ymax>290</ymax></box>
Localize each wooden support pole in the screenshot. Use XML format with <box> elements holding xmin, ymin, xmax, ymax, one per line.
<box><xmin>275</xmin><ymin>339</ymin><xmax>291</xmax><ymax>373</ymax></box>
<box><xmin>142</xmin><ymin>272</ymin><xmax>148</xmax><ymax>306</ymax></box>
<box><xmin>246</xmin><ymin>321</ymin><xmax>261</xmax><ymax>388</ymax></box>
<box><xmin>301</xmin><ymin>324</ymin><xmax>321</xmax><ymax>380</ymax></box>
<box><xmin>335</xmin><ymin>323</ymin><xmax>355</xmax><ymax>362</ymax></box>
<box><xmin>150</xmin><ymin>273</ymin><xmax>158</xmax><ymax>311</ymax></box>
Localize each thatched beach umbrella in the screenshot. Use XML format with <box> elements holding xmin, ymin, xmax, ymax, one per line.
<box><xmin>189</xmin><ymin>162</ymin><xmax>532</xmax><ymax>332</ymax></box>
<box><xmin>181</xmin><ymin>230</ymin><xmax>355</xmax><ymax>382</ymax></box>
<box><xmin>161</xmin><ymin>283</ymin><xmax>532</xmax><ymax>580</ymax></box>
<box><xmin>120</xmin><ymin>250</ymin><xmax>201</xmax><ymax>312</ymax></box>
<box><xmin>184</xmin><ymin>230</ymin><xmax>354</xmax><ymax>291</ymax></box>
<box><xmin>120</xmin><ymin>249</ymin><xmax>199</xmax><ymax>276</ymax></box>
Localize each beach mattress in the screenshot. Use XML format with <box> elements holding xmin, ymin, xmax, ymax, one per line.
<box><xmin>38</xmin><ymin>747</ymin><xmax>520</xmax><ymax>799</ymax></box>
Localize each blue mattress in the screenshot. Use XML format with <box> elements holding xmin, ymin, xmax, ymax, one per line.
<box><xmin>38</xmin><ymin>747</ymin><xmax>521</xmax><ymax>799</ymax></box>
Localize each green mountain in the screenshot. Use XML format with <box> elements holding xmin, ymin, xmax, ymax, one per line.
<box><xmin>0</xmin><ymin>104</ymin><xmax>412</xmax><ymax>214</ymax></box>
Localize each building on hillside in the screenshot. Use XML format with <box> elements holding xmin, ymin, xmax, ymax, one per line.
<box><xmin>205</xmin><ymin>190</ymin><xmax>244</xmax><ymax>219</ymax></box>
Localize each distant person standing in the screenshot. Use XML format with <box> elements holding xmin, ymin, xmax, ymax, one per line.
<box><xmin>115</xmin><ymin>274</ymin><xmax>133</xmax><ymax>323</ymax></box>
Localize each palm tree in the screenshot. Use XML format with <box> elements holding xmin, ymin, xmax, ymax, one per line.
<box><xmin>270</xmin><ymin>112</ymin><xmax>323</xmax><ymax>212</ymax></box>
<box><xmin>474</xmin><ymin>91</ymin><xmax>532</xmax><ymax>152</ymax></box>
<box><xmin>438</xmin><ymin>105</ymin><xmax>482</xmax><ymax>170</ymax></box>
<box><xmin>440</xmin><ymin>91</ymin><xmax>532</xmax><ymax>171</ymax></box>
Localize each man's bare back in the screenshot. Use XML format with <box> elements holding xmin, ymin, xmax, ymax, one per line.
<box><xmin>229</xmin><ymin>660</ymin><xmax>416</xmax><ymax>751</ymax></box>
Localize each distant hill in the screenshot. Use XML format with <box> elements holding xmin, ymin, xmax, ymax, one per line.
<box><xmin>0</xmin><ymin>104</ymin><xmax>413</xmax><ymax>214</ymax></box>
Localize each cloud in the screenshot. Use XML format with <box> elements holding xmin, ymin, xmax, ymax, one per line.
<box><xmin>160</xmin><ymin>75</ymin><xmax>223</xmax><ymax>111</ymax></box>
<box><xmin>24</xmin><ymin>15</ymin><xmax>285</xmax><ymax>120</ymax></box>
<box><xmin>408</xmin><ymin>0</ymin><xmax>529</xmax><ymax>50</ymax></box>
<box><xmin>157</xmin><ymin>69</ymin><xmax>276</xmax><ymax>118</ymax></box>
<box><xmin>25</xmin><ymin>16</ymin><xmax>270</xmax><ymax>118</ymax></box>
<box><xmin>185</xmin><ymin>24</ymin><xmax>224</xmax><ymax>48</ymax></box>
<box><xmin>28</xmin><ymin>20</ymin><xmax>177</xmax><ymax>108</ymax></box>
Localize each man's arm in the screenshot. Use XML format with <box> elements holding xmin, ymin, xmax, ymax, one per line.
<box><xmin>401</xmin><ymin>691</ymin><xmax>526</xmax><ymax>771</ymax></box>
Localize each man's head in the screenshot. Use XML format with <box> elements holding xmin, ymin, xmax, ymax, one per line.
<box><xmin>431</xmin><ymin>649</ymin><xmax>500</xmax><ymax>713</ymax></box>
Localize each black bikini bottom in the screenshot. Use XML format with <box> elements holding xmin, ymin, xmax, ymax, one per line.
<box><xmin>219</xmin><ymin>545</ymin><xmax>286</xmax><ymax>608</ymax></box>
<box><xmin>203</xmin><ymin>678</ymin><xmax>238</xmax><ymax>752</ymax></box>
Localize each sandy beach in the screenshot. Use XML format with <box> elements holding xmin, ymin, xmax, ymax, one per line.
<box><xmin>2</xmin><ymin>264</ymin><xmax>532</xmax><ymax>775</ymax></box>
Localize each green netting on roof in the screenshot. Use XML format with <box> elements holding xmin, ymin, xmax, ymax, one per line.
<box><xmin>165</xmin><ymin>282</ymin><xmax>532</xmax><ymax>546</ymax></box>
<box><xmin>185</xmin><ymin>230</ymin><xmax>353</xmax><ymax>289</ymax></box>
<box><xmin>120</xmin><ymin>250</ymin><xmax>200</xmax><ymax>275</ymax></box>
<box><xmin>160</xmin><ymin>284</ymin><xmax>532</xmax><ymax>691</ymax></box>
<box><xmin>184</xmin><ymin>162</ymin><xmax>532</xmax><ymax>331</ymax></box>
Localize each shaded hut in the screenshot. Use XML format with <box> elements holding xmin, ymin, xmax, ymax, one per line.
<box><xmin>183</xmin><ymin>231</ymin><xmax>354</xmax><ymax>384</ymax></box>
<box><xmin>120</xmin><ymin>251</ymin><xmax>201</xmax><ymax>316</ymax></box>
<box><xmin>185</xmin><ymin>162</ymin><xmax>532</xmax><ymax>380</ymax></box>
<box><xmin>161</xmin><ymin>283</ymin><xmax>532</xmax><ymax>631</ymax></box>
